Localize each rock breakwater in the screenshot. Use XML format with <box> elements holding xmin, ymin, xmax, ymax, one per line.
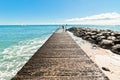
<box><xmin>68</xmin><ymin>27</ymin><xmax>120</xmax><ymax>55</ymax></box>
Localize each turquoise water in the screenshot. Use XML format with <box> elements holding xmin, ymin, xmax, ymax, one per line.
<box><xmin>0</xmin><ymin>25</ymin><xmax>58</xmax><ymax>80</ymax></box>
<box><xmin>0</xmin><ymin>25</ymin><xmax>120</xmax><ymax>80</ymax></box>
<box><xmin>0</xmin><ymin>25</ymin><xmax>58</xmax><ymax>51</ymax></box>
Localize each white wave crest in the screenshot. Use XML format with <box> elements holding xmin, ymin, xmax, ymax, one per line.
<box><xmin>0</xmin><ymin>36</ymin><xmax>50</xmax><ymax>80</ymax></box>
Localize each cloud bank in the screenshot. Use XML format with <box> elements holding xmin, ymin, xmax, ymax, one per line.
<box><xmin>65</xmin><ymin>12</ymin><xmax>120</xmax><ymax>25</ymax></box>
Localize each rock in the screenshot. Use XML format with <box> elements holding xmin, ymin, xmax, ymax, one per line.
<box><xmin>114</xmin><ymin>32</ymin><xmax>120</xmax><ymax>37</ymax></box>
<box><xmin>86</xmin><ymin>32</ymin><xmax>94</xmax><ymax>35</ymax></box>
<box><xmin>90</xmin><ymin>35</ymin><xmax>98</xmax><ymax>44</ymax></box>
<box><xmin>68</xmin><ymin>27</ymin><xmax>77</xmax><ymax>33</ymax></box>
<box><xmin>100</xmin><ymin>31</ymin><xmax>111</xmax><ymax>37</ymax></box>
<box><xmin>74</xmin><ymin>31</ymin><xmax>80</xmax><ymax>37</ymax></box>
<box><xmin>112</xmin><ymin>44</ymin><xmax>120</xmax><ymax>55</ymax></box>
<box><xmin>88</xmin><ymin>38</ymin><xmax>97</xmax><ymax>43</ymax></box>
<box><xmin>91</xmin><ymin>35</ymin><xmax>97</xmax><ymax>40</ymax></box>
<box><xmin>74</xmin><ymin>31</ymin><xmax>85</xmax><ymax>37</ymax></box>
<box><xmin>97</xmin><ymin>33</ymin><xmax>103</xmax><ymax>36</ymax></box>
<box><xmin>68</xmin><ymin>27</ymin><xmax>120</xmax><ymax>55</ymax></box>
<box><xmin>97</xmin><ymin>36</ymin><xmax>106</xmax><ymax>42</ymax></box>
<box><xmin>92</xmin><ymin>44</ymin><xmax>98</xmax><ymax>49</ymax></box>
<box><xmin>111</xmin><ymin>32</ymin><xmax>115</xmax><ymax>36</ymax></box>
<box><xmin>114</xmin><ymin>39</ymin><xmax>120</xmax><ymax>44</ymax></box>
<box><xmin>99</xmin><ymin>39</ymin><xmax>114</xmax><ymax>49</ymax></box>
<box><xmin>116</xmin><ymin>36</ymin><xmax>120</xmax><ymax>39</ymax></box>
<box><xmin>102</xmin><ymin>67</ymin><xmax>110</xmax><ymax>72</ymax></box>
<box><xmin>107</xmin><ymin>36</ymin><xmax>116</xmax><ymax>40</ymax></box>
<box><xmin>82</xmin><ymin>35</ymin><xmax>90</xmax><ymax>40</ymax></box>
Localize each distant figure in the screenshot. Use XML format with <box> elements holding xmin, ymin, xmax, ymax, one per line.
<box><xmin>65</xmin><ymin>24</ymin><xmax>68</xmax><ymax>32</ymax></box>
<box><xmin>61</xmin><ymin>25</ymin><xmax>67</xmax><ymax>32</ymax></box>
<box><xmin>61</xmin><ymin>25</ymin><xmax>65</xmax><ymax>32</ymax></box>
<box><xmin>62</xmin><ymin>25</ymin><xmax>64</xmax><ymax>29</ymax></box>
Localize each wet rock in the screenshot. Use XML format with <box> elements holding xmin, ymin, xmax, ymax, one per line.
<box><xmin>112</xmin><ymin>44</ymin><xmax>120</xmax><ymax>55</ymax></box>
<box><xmin>114</xmin><ymin>39</ymin><xmax>120</xmax><ymax>44</ymax></box>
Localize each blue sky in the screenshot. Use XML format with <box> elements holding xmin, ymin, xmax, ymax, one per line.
<box><xmin>0</xmin><ymin>0</ymin><xmax>120</xmax><ymax>25</ymax></box>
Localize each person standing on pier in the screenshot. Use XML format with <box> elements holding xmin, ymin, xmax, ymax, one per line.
<box><xmin>61</xmin><ymin>25</ymin><xmax>67</xmax><ymax>32</ymax></box>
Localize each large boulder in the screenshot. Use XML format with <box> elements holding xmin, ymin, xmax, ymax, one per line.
<box><xmin>112</xmin><ymin>44</ymin><xmax>120</xmax><ymax>55</ymax></box>
<box><xmin>99</xmin><ymin>39</ymin><xmax>114</xmax><ymax>49</ymax></box>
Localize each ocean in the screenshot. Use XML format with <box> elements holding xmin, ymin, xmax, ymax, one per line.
<box><xmin>0</xmin><ymin>25</ymin><xmax>120</xmax><ymax>80</ymax></box>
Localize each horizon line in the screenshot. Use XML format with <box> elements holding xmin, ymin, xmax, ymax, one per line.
<box><xmin>0</xmin><ymin>24</ymin><xmax>120</xmax><ymax>26</ymax></box>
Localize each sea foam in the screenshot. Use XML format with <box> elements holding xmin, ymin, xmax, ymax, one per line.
<box><xmin>0</xmin><ymin>35</ymin><xmax>50</xmax><ymax>80</ymax></box>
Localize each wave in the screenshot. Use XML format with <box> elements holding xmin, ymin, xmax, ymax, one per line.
<box><xmin>0</xmin><ymin>35</ymin><xmax>50</xmax><ymax>80</ymax></box>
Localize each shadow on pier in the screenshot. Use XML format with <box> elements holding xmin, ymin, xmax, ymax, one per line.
<box><xmin>12</xmin><ymin>27</ymin><xmax>109</xmax><ymax>80</ymax></box>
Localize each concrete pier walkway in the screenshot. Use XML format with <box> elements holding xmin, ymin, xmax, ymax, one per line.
<box><xmin>12</xmin><ymin>28</ymin><xmax>109</xmax><ymax>80</ymax></box>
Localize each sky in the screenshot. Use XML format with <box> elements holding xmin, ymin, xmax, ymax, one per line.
<box><xmin>0</xmin><ymin>0</ymin><xmax>120</xmax><ymax>25</ymax></box>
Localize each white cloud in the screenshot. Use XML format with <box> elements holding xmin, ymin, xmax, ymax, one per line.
<box><xmin>65</xmin><ymin>12</ymin><xmax>120</xmax><ymax>25</ymax></box>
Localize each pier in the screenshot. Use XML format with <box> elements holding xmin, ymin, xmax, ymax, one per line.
<box><xmin>12</xmin><ymin>28</ymin><xmax>109</xmax><ymax>80</ymax></box>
